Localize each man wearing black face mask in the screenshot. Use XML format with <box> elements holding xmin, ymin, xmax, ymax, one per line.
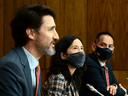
<box><xmin>79</xmin><ymin>32</ymin><xmax>126</xmax><ymax>96</ymax></box>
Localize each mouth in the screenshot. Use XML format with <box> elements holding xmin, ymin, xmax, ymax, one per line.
<box><xmin>51</xmin><ymin>43</ymin><xmax>55</xmax><ymax>48</ymax></box>
<box><xmin>51</xmin><ymin>40</ymin><xmax>56</xmax><ymax>48</ymax></box>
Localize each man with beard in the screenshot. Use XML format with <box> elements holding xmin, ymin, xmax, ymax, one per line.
<box><xmin>79</xmin><ymin>32</ymin><xmax>126</xmax><ymax>96</ymax></box>
<box><xmin>0</xmin><ymin>4</ymin><xmax>59</xmax><ymax>96</ymax></box>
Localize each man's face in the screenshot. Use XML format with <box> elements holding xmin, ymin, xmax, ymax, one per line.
<box><xmin>35</xmin><ymin>15</ymin><xmax>59</xmax><ymax>56</ymax></box>
<box><xmin>92</xmin><ymin>34</ymin><xmax>115</xmax><ymax>52</ymax></box>
<box><xmin>96</xmin><ymin>35</ymin><xmax>114</xmax><ymax>51</ymax></box>
<box><xmin>92</xmin><ymin>34</ymin><xmax>115</xmax><ymax>61</ymax></box>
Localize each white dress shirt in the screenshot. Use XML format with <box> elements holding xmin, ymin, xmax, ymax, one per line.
<box><xmin>98</xmin><ymin>59</ymin><xmax>105</xmax><ymax>67</ymax></box>
<box><xmin>22</xmin><ymin>47</ymin><xmax>39</xmax><ymax>89</ymax></box>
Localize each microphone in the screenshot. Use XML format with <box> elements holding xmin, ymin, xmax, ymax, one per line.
<box><xmin>86</xmin><ymin>83</ymin><xmax>104</xmax><ymax>96</ymax></box>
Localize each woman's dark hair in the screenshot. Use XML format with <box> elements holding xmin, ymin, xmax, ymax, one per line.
<box><xmin>10</xmin><ymin>4</ymin><xmax>55</xmax><ymax>47</ymax></box>
<box><xmin>46</xmin><ymin>35</ymin><xmax>86</xmax><ymax>90</ymax></box>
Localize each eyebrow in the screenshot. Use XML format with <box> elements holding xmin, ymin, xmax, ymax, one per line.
<box><xmin>102</xmin><ymin>42</ymin><xmax>114</xmax><ymax>45</ymax></box>
<box><xmin>49</xmin><ymin>26</ymin><xmax>56</xmax><ymax>29</ymax></box>
<box><xmin>73</xmin><ymin>45</ymin><xmax>84</xmax><ymax>47</ymax></box>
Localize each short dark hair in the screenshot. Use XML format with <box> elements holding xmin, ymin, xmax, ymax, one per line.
<box><xmin>10</xmin><ymin>4</ymin><xmax>55</xmax><ymax>47</ymax></box>
<box><xmin>47</xmin><ymin>35</ymin><xmax>86</xmax><ymax>90</ymax></box>
<box><xmin>94</xmin><ymin>31</ymin><xmax>115</xmax><ymax>44</ymax></box>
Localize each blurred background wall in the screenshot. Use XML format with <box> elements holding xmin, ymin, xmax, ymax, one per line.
<box><xmin>0</xmin><ymin>0</ymin><xmax>128</xmax><ymax>88</ymax></box>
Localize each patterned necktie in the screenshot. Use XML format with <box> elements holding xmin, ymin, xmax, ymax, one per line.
<box><xmin>102</xmin><ymin>65</ymin><xmax>109</xmax><ymax>86</ymax></box>
<box><xmin>35</xmin><ymin>64</ymin><xmax>40</xmax><ymax>96</ymax></box>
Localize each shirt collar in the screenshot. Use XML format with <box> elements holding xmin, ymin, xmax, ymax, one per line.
<box><xmin>98</xmin><ymin>59</ymin><xmax>105</xmax><ymax>67</ymax></box>
<box><xmin>22</xmin><ymin>47</ymin><xmax>39</xmax><ymax>70</ymax></box>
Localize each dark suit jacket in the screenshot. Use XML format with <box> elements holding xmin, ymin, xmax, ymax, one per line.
<box><xmin>0</xmin><ymin>47</ymin><xmax>41</xmax><ymax>96</ymax></box>
<box><xmin>79</xmin><ymin>53</ymin><xmax>125</xmax><ymax>96</ymax></box>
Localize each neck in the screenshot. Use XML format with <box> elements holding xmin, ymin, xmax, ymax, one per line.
<box><xmin>67</xmin><ymin>64</ymin><xmax>76</xmax><ymax>75</ymax></box>
<box><xmin>23</xmin><ymin>42</ymin><xmax>42</xmax><ymax>60</ymax></box>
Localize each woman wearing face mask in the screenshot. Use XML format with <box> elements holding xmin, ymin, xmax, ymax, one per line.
<box><xmin>42</xmin><ymin>35</ymin><xmax>86</xmax><ymax>96</ymax></box>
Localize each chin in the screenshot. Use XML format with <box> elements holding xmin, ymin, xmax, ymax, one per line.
<box><xmin>46</xmin><ymin>48</ymin><xmax>56</xmax><ymax>56</ymax></box>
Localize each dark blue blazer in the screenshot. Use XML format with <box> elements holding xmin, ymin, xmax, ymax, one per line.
<box><xmin>79</xmin><ymin>53</ymin><xmax>125</xmax><ymax>96</ymax></box>
<box><xmin>0</xmin><ymin>47</ymin><xmax>41</xmax><ymax>96</ymax></box>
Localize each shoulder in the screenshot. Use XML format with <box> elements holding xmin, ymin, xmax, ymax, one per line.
<box><xmin>0</xmin><ymin>46</ymin><xmax>28</xmax><ymax>68</ymax></box>
<box><xmin>0</xmin><ymin>47</ymin><xmax>26</xmax><ymax>78</ymax></box>
<box><xmin>43</xmin><ymin>73</ymin><xmax>70</xmax><ymax>95</ymax></box>
<box><xmin>0</xmin><ymin>49</ymin><xmax>18</xmax><ymax>64</ymax></box>
<box><xmin>0</xmin><ymin>55</ymin><xmax>23</xmax><ymax>72</ymax></box>
<box><xmin>0</xmin><ymin>47</ymin><xmax>24</xmax><ymax>64</ymax></box>
<box><xmin>43</xmin><ymin>73</ymin><xmax>67</xmax><ymax>93</ymax></box>
<box><xmin>85</xmin><ymin>53</ymin><xmax>100</xmax><ymax>68</ymax></box>
<box><xmin>84</xmin><ymin>54</ymin><xmax>103</xmax><ymax>74</ymax></box>
<box><xmin>44</xmin><ymin>73</ymin><xmax>67</xmax><ymax>88</ymax></box>
<box><xmin>48</xmin><ymin>73</ymin><xmax>66</xmax><ymax>82</ymax></box>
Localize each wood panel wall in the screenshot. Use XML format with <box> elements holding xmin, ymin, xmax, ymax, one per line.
<box><xmin>0</xmin><ymin>0</ymin><xmax>4</xmax><ymax>58</ymax></box>
<box><xmin>113</xmin><ymin>70</ymin><xmax>128</xmax><ymax>88</ymax></box>
<box><xmin>0</xmin><ymin>0</ymin><xmax>128</xmax><ymax>89</ymax></box>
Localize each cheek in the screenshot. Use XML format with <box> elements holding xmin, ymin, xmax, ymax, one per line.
<box><xmin>66</xmin><ymin>50</ymin><xmax>72</xmax><ymax>55</ymax></box>
<box><xmin>40</xmin><ymin>33</ymin><xmax>52</xmax><ymax>43</ymax></box>
<box><xmin>111</xmin><ymin>49</ymin><xmax>114</xmax><ymax>53</ymax></box>
<box><xmin>109</xmin><ymin>47</ymin><xmax>114</xmax><ymax>51</ymax></box>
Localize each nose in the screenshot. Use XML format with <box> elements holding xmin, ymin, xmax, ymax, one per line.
<box><xmin>106</xmin><ymin>45</ymin><xmax>109</xmax><ymax>48</ymax></box>
<box><xmin>79</xmin><ymin>48</ymin><xmax>84</xmax><ymax>52</ymax></box>
<box><xmin>53</xmin><ymin>30</ymin><xmax>59</xmax><ymax>40</ymax></box>
<box><xmin>80</xmin><ymin>50</ymin><xmax>84</xmax><ymax>53</ymax></box>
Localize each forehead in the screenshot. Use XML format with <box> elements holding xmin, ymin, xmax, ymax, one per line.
<box><xmin>42</xmin><ymin>15</ymin><xmax>55</xmax><ymax>26</ymax></box>
<box><xmin>98</xmin><ymin>35</ymin><xmax>114</xmax><ymax>44</ymax></box>
<box><xmin>70</xmin><ymin>39</ymin><xmax>83</xmax><ymax>46</ymax></box>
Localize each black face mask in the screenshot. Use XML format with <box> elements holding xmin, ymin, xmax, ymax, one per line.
<box><xmin>67</xmin><ymin>52</ymin><xmax>85</xmax><ymax>68</ymax></box>
<box><xmin>96</xmin><ymin>46</ymin><xmax>113</xmax><ymax>60</ymax></box>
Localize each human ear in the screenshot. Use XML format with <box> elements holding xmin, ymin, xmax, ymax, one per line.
<box><xmin>26</xmin><ymin>28</ymin><xmax>37</xmax><ymax>40</ymax></box>
<box><xmin>60</xmin><ymin>52</ymin><xmax>68</xmax><ymax>60</ymax></box>
<box><xmin>92</xmin><ymin>43</ymin><xmax>96</xmax><ymax>51</ymax></box>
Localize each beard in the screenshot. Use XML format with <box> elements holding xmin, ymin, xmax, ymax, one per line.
<box><xmin>35</xmin><ymin>37</ymin><xmax>56</xmax><ymax>56</ymax></box>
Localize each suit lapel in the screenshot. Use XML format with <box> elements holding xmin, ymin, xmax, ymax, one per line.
<box><xmin>90</xmin><ymin>53</ymin><xmax>107</xmax><ymax>81</ymax></box>
<box><xmin>14</xmin><ymin>47</ymin><xmax>33</xmax><ymax>96</ymax></box>
<box><xmin>24</xmin><ymin>64</ymin><xmax>33</xmax><ymax>95</ymax></box>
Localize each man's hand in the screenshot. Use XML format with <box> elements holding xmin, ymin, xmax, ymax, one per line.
<box><xmin>107</xmin><ymin>85</ymin><xmax>117</xmax><ymax>95</ymax></box>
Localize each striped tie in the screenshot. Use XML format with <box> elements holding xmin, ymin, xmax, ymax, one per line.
<box><xmin>35</xmin><ymin>64</ymin><xmax>40</xmax><ymax>96</ymax></box>
<box><xmin>103</xmin><ymin>65</ymin><xmax>109</xmax><ymax>86</ymax></box>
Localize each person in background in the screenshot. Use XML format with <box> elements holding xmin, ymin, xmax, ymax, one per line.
<box><xmin>42</xmin><ymin>35</ymin><xmax>86</xmax><ymax>96</ymax></box>
<box><xmin>79</xmin><ymin>32</ymin><xmax>126</xmax><ymax>96</ymax></box>
<box><xmin>0</xmin><ymin>4</ymin><xmax>59</xmax><ymax>96</ymax></box>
